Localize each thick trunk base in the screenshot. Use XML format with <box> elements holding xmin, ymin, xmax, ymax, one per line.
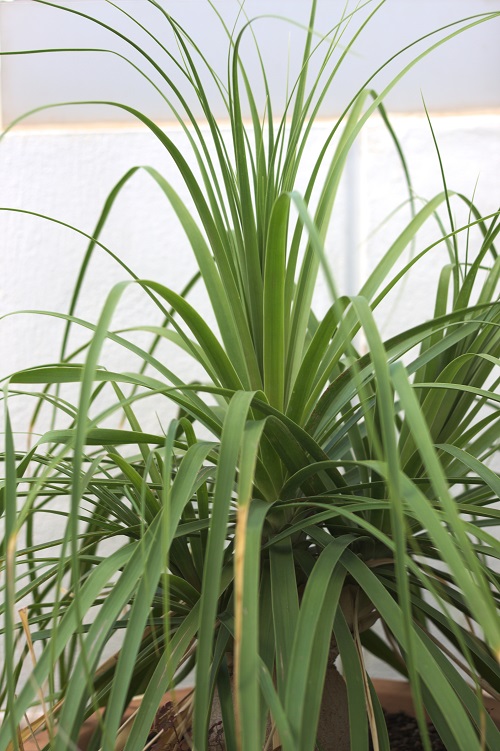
<box><xmin>205</xmin><ymin>660</ymin><xmax>350</xmax><ymax>751</ymax></box>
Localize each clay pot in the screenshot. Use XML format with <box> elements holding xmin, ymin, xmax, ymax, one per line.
<box><xmin>20</xmin><ymin>679</ymin><xmax>500</xmax><ymax>750</ymax></box>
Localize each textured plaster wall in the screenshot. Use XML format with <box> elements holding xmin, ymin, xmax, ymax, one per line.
<box><xmin>3</xmin><ymin>115</ymin><xmax>499</xmax><ymax>402</ymax></box>
<box><xmin>1</xmin><ymin>113</ymin><xmax>499</xmax><ymax>681</ymax></box>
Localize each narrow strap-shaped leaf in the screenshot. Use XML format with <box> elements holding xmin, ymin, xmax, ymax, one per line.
<box><xmin>235</xmin><ymin>492</ymin><xmax>269</xmax><ymax>751</ymax></box>
<box><xmin>233</xmin><ymin>417</ymin><xmax>268</xmax><ymax>751</ymax></box>
<box><xmin>280</xmin><ymin>459</ymin><xmax>345</xmax><ymax>500</ymax></box>
<box><xmin>437</xmin><ymin>443</ymin><xmax>500</xmax><ymax>498</ymax></box>
<box><xmin>302</xmin><ymin>570</ymin><xmax>348</xmax><ymax>751</ymax></box>
<box><xmin>288</xmin><ymin>0</ymin><xmax>317</xmax><ymax>149</ymax></box>
<box><xmin>53</xmin><ymin>521</ymin><xmax>160</xmax><ymax>749</ymax></box>
<box><xmin>53</xmin><ymin>435</ymin><xmax>213</xmax><ymax>748</ymax></box>
<box><xmin>284</xmin><ymin>537</ymin><xmax>353</xmax><ymax>744</ymax></box>
<box><xmin>60</xmin><ymin>166</ymin><xmax>141</xmax><ymax>361</ymax></box>
<box><xmin>265</xmin><ymin>416</ymin><xmax>341</xmax><ymax>493</ymax></box>
<box><xmin>333</xmin><ymin>609</ymin><xmax>370</xmax><ymax>751</ymax></box>
<box><xmin>263</xmin><ymin>194</ymin><xmax>289</xmax><ymax>409</ymax></box>
<box><xmin>123</xmin><ymin>603</ymin><xmax>200</xmax><ymax>751</ymax></box>
<box><xmin>141</xmin><ymin>280</ymin><xmax>243</xmax><ymax>391</ymax></box>
<box><xmin>414</xmin><ymin>264</ymin><xmax>453</xmax><ymax>388</ymax></box>
<box><xmin>141</xmin><ymin>167</ymin><xmax>258</xmax><ymax>388</ymax></box>
<box><xmin>3</xmin><ymin>406</ymin><xmax>21</xmax><ymax>751</ymax></box>
<box><xmin>101</xmin><ymin>438</ymin><xmax>211</xmax><ymax>749</ymax></box>
<box><xmin>0</xmin><ymin>443</ymin><xmax>37</xmax><ymax>549</ymax></box>
<box><xmin>367</xmin><ymin>676</ymin><xmax>391</xmax><ymax>751</ymax></box>
<box><xmin>0</xmin><ymin>543</ymin><xmax>135</xmax><ymax>750</ymax></box>
<box><xmin>258</xmin><ymin>659</ymin><xmax>296</xmax><ymax>751</ymax></box>
<box><xmin>417</xmin><ymin>627</ymin><xmax>500</xmax><ymax>750</ymax></box>
<box><xmin>391</xmin><ymin>362</ymin><xmax>500</xmax><ymax>656</ymax></box>
<box><xmin>6</xmin><ymin>304</ymin><xmax>226</xmax><ymax>436</ymax></box>
<box><xmin>257</xmin><ymin>568</ymin><xmax>276</xmax><ymax>741</ymax></box>
<box><xmin>270</xmin><ymin>537</ymin><xmax>300</xmax><ymax>698</ymax></box>
<box><xmin>343</xmin><ymin>550</ymin><xmax>483</xmax><ymax>751</ymax></box>
<box><xmin>62</xmin><ymin>281</ymin><xmax>133</xmax><ymax>735</ymax></box>
<box><xmin>285</xmin><ymin>88</ymin><xmax>367</xmax><ymax>341</ymax></box>
<box><xmin>216</xmin><ymin>660</ymin><xmax>239</xmax><ymax>750</ymax></box>
<box><xmin>352</xmin><ymin>297</ymin><xmax>430</xmax><ymax>747</ymax></box>
<box><xmin>107</xmin><ymin>452</ymin><xmax>160</xmax><ymax>521</ymax></box>
<box><xmin>287</xmin><ymin>298</ymin><xmax>347</xmax><ymax>424</ymax></box>
<box><xmin>193</xmin><ymin>390</ymin><xmax>256</xmax><ymax>750</ymax></box>
<box><xmin>230</xmin><ymin>26</ymin><xmax>264</xmax><ymax>358</ymax></box>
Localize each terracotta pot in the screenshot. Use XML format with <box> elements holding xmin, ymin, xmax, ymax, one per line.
<box><xmin>19</xmin><ymin>680</ymin><xmax>500</xmax><ymax>750</ymax></box>
<box><xmin>373</xmin><ymin>678</ymin><xmax>500</xmax><ymax>728</ymax></box>
<box><xmin>19</xmin><ymin>689</ymin><xmax>192</xmax><ymax>751</ymax></box>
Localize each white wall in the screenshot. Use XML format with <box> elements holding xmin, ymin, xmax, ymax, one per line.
<box><xmin>2</xmin><ymin>114</ymin><xmax>499</xmax><ymax>409</ymax></box>
<box><xmin>2</xmin><ymin>1</ymin><xmax>500</xmax><ymax>124</ymax></box>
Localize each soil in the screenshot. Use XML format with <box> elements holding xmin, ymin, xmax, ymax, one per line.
<box><xmin>145</xmin><ymin>703</ymin><xmax>445</xmax><ymax>751</ymax></box>
<box><xmin>20</xmin><ymin>680</ymin><xmax>500</xmax><ymax>750</ymax></box>
<box><xmin>370</xmin><ymin>711</ymin><xmax>446</xmax><ymax>751</ymax></box>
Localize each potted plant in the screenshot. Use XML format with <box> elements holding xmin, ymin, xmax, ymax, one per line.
<box><xmin>1</xmin><ymin>1</ymin><xmax>499</xmax><ymax>749</ymax></box>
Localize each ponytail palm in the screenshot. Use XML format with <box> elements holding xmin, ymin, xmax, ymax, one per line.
<box><xmin>1</xmin><ymin>2</ymin><xmax>500</xmax><ymax>750</ymax></box>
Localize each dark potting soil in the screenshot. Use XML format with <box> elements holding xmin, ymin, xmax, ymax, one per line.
<box><xmin>146</xmin><ymin>702</ymin><xmax>446</xmax><ymax>751</ymax></box>
<box><xmin>370</xmin><ymin>711</ymin><xmax>446</xmax><ymax>751</ymax></box>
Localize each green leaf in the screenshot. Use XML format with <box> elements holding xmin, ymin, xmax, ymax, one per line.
<box><xmin>263</xmin><ymin>194</ymin><xmax>289</xmax><ymax>410</ymax></box>
<box><xmin>193</xmin><ymin>390</ymin><xmax>256</xmax><ymax>750</ymax></box>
